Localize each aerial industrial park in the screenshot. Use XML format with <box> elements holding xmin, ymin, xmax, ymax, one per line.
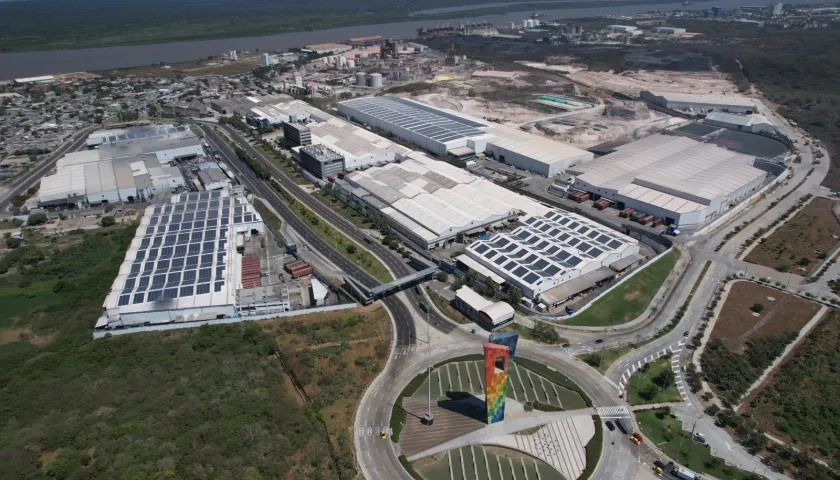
<box><xmin>1</xmin><ymin>2</ymin><xmax>839</xmax><ymax>480</ymax></box>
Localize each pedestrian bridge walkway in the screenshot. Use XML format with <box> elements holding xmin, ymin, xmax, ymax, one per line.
<box><xmin>344</xmin><ymin>267</ymin><xmax>437</xmax><ymax>304</ymax></box>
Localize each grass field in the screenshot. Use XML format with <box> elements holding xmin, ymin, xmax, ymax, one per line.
<box><xmin>745</xmin><ymin>197</ymin><xmax>840</xmax><ymax>274</ymax></box>
<box><xmin>564</xmin><ymin>249</ymin><xmax>679</xmax><ymax>327</ymax></box>
<box><xmin>270</xmin><ymin>180</ymin><xmax>393</xmax><ymax>283</ymax></box>
<box><xmin>0</xmin><ymin>282</ymin><xmax>62</xmax><ymax>327</ymax></box>
<box><xmin>580</xmin><ymin>345</ymin><xmax>634</xmax><ymax>374</ymax></box>
<box><xmin>256</xmin><ymin>143</ymin><xmax>309</xmax><ymax>185</ymax></box>
<box><xmin>745</xmin><ymin>308</ymin><xmax>840</xmax><ymax>468</ymax></box>
<box><xmin>625</xmin><ymin>357</ymin><xmax>682</xmax><ymax>405</ymax></box>
<box><xmin>635</xmin><ymin>409</ymin><xmax>760</xmax><ymax>480</ymax></box>
<box><xmin>314</xmin><ymin>191</ymin><xmax>375</xmax><ymax>231</ymax></box>
<box><xmin>413</xmin><ymin>445</ymin><xmax>564</xmax><ymax>480</ymax></box>
<box><xmin>701</xmin><ymin>281</ymin><xmax>821</xmax><ymax>405</ymax></box>
<box><xmin>253</xmin><ymin>199</ymin><xmax>282</xmax><ymax>230</ymax></box>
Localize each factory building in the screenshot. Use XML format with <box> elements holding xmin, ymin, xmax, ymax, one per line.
<box><xmin>464</xmin><ymin>210</ymin><xmax>640</xmax><ymax>302</ymax></box>
<box><xmin>570</xmin><ymin>135</ymin><xmax>768</xmax><ymax>228</ymax></box>
<box><xmin>198</xmin><ymin>167</ymin><xmax>232</xmax><ymax>191</ymax></box>
<box><xmin>337</xmin><ymin>96</ymin><xmax>593</xmax><ymax>177</ymax></box>
<box><xmin>651</xmin><ymin>26</ymin><xmax>687</xmax><ymax>34</ymax></box>
<box><xmin>640</xmin><ymin>91</ymin><xmax>757</xmax><ymax>114</ymax></box>
<box><xmin>282</xmin><ymin>122</ymin><xmax>312</xmax><ymax>147</ymax></box>
<box><xmin>96</xmin><ymin>189</ymin><xmax>267</xmax><ymax>329</ymax></box>
<box><xmin>341</xmin><ymin>152</ymin><xmax>550</xmax><ymax>249</ymax></box>
<box><xmin>703</xmin><ymin>112</ymin><xmax>775</xmax><ymax>134</ymax></box>
<box><xmin>299</xmin><ymin>144</ymin><xmax>344</xmax><ymax>180</ymax></box>
<box><xmin>302</xmin><ymin>43</ymin><xmax>352</xmax><ymax>54</ymax></box>
<box><xmin>40</xmin><ymin>125</ymin><xmax>200</xmax><ymax>206</ymax></box>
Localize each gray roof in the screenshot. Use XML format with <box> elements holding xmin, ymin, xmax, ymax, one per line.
<box><xmin>98</xmin><ymin>136</ymin><xmax>202</xmax><ymax>160</ymax></box>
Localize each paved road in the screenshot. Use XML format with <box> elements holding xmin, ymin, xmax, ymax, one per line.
<box><xmin>0</xmin><ymin>125</ymin><xmax>97</xmax><ymax>210</ymax></box>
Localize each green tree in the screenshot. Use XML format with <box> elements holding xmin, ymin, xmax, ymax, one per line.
<box><xmin>100</xmin><ymin>215</ymin><xmax>116</xmax><ymax>227</ymax></box>
<box><xmin>508</xmin><ymin>286</ymin><xmax>524</xmax><ymax>306</ymax></box>
<box><xmin>345</xmin><ymin>244</ymin><xmax>356</xmax><ymax>255</ymax></box>
<box><xmin>27</xmin><ymin>212</ymin><xmax>47</xmax><ymax>225</ymax></box>
<box><xmin>436</xmin><ymin>272</ymin><xmax>448</xmax><ymax>282</ymax></box>
<box><xmin>654</xmin><ymin>369</ymin><xmax>675</xmax><ymax>391</ymax></box>
<box><xmin>751</xmin><ymin>302</ymin><xmax>764</xmax><ymax>313</ymax></box>
<box><xmin>532</xmin><ymin>321</ymin><xmax>561</xmax><ymax>344</ymax></box>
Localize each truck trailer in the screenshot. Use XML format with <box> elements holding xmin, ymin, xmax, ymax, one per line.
<box><xmin>673</xmin><ymin>466</ymin><xmax>702</xmax><ymax>480</ymax></box>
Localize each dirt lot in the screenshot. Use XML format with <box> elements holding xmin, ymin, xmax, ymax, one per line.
<box><xmin>744</xmin><ymin>197</ymin><xmax>840</xmax><ymax>274</ymax></box>
<box><xmin>710</xmin><ymin>281</ymin><xmax>820</xmax><ymax>353</ymax></box>
<box><xmin>567</xmin><ymin>69</ymin><xmax>741</xmax><ymax>96</ymax></box>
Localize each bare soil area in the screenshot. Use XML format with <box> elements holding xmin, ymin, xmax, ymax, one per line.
<box><xmin>710</xmin><ymin>281</ymin><xmax>820</xmax><ymax>353</ymax></box>
<box><xmin>745</xmin><ymin>197</ymin><xmax>840</xmax><ymax>274</ymax></box>
<box><xmin>568</xmin><ymin>69</ymin><xmax>740</xmax><ymax>96</ymax></box>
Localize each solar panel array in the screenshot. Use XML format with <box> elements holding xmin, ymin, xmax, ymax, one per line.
<box><xmin>115</xmin><ymin>190</ymin><xmax>258</xmax><ymax>307</ymax></box>
<box><xmin>467</xmin><ymin>211</ymin><xmax>629</xmax><ymax>288</ymax></box>
<box><xmin>106</xmin><ymin>126</ymin><xmax>189</xmax><ymax>146</ymax></box>
<box><xmin>343</xmin><ymin>96</ymin><xmax>486</xmax><ymax>145</ymax></box>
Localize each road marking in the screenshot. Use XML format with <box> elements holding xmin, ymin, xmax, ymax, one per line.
<box><xmin>604</xmin><ymin>377</ymin><xmax>620</xmax><ymax>391</ymax></box>
<box><xmin>595</xmin><ymin>405</ymin><xmax>630</xmax><ymax>418</ymax></box>
<box><xmin>726</xmin><ymin>441</ymin><xmax>732</xmax><ymax>451</ymax></box>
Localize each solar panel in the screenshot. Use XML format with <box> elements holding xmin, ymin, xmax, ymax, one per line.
<box><xmin>523</xmin><ymin>273</ymin><xmax>539</xmax><ymax>284</ymax></box>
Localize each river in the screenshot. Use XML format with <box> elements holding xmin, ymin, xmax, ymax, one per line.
<box><xmin>0</xmin><ymin>0</ymin><xmax>812</xmax><ymax>80</ymax></box>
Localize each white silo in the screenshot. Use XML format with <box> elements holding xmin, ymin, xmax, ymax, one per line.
<box><xmin>368</xmin><ymin>73</ymin><xmax>383</xmax><ymax>88</ymax></box>
<box><xmin>355</xmin><ymin>72</ymin><xmax>367</xmax><ymax>86</ymax></box>
<box><xmin>346</xmin><ymin>59</ymin><xmax>356</xmax><ymax>69</ymax></box>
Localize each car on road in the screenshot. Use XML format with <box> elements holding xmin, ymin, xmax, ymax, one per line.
<box><xmin>595</xmin><ymin>339</ymin><xmax>604</xmax><ymax>344</ymax></box>
<box><xmin>380</xmin><ymin>428</ymin><xmax>387</xmax><ymax>439</ymax></box>
<box><xmin>604</xmin><ymin>421</ymin><xmax>615</xmax><ymax>431</ymax></box>
<box><xmin>562</xmin><ymin>343</ymin><xmax>570</xmax><ymax>348</ymax></box>
<box><xmin>653</xmin><ymin>465</ymin><xmax>663</xmax><ymax>474</ymax></box>
<box><xmin>654</xmin><ymin>460</ymin><xmax>666</xmax><ymax>470</ymax></box>
<box><xmin>692</xmin><ymin>432</ymin><xmax>706</xmax><ymax>444</ymax></box>
<box><xmin>683</xmin><ymin>331</ymin><xmax>690</xmax><ymax>337</ymax></box>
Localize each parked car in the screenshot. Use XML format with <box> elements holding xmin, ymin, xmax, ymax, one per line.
<box><xmin>605</xmin><ymin>421</ymin><xmax>615</xmax><ymax>431</ymax></box>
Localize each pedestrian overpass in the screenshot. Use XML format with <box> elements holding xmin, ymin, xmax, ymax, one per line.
<box><xmin>344</xmin><ymin>267</ymin><xmax>437</xmax><ymax>305</ymax></box>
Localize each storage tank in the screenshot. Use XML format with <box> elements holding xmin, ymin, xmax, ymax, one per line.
<box><xmin>355</xmin><ymin>72</ymin><xmax>367</xmax><ymax>86</ymax></box>
<box><xmin>368</xmin><ymin>73</ymin><xmax>383</xmax><ymax>88</ymax></box>
<box><xmin>346</xmin><ymin>59</ymin><xmax>355</xmax><ymax>68</ymax></box>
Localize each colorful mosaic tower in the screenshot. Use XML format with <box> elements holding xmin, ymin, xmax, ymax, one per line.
<box><xmin>484</xmin><ymin>342</ymin><xmax>511</xmax><ymax>424</ymax></box>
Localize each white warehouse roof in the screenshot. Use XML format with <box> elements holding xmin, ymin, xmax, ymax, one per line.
<box><xmin>345</xmin><ymin>153</ymin><xmax>550</xmax><ymax>246</ymax></box>
<box><xmin>704</xmin><ymin>112</ymin><xmax>773</xmax><ymax>128</ymax></box>
<box><xmin>572</xmin><ymin>135</ymin><xmax>764</xmax><ymax>208</ymax></box>
<box><xmin>642</xmin><ymin>91</ymin><xmax>756</xmax><ymax>108</ymax></box>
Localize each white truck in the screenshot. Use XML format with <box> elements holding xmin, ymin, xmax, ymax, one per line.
<box><xmin>673</xmin><ymin>466</ymin><xmax>702</xmax><ymax>480</ymax></box>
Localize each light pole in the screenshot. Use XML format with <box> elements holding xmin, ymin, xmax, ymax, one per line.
<box><xmin>423</xmin><ymin>303</ymin><xmax>434</xmax><ymax>425</ymax></box>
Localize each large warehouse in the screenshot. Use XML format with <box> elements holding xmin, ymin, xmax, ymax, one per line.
<box><xmin>96</xmin><ymin>189</ymin><xmax>267</xmax><ymax>329</ymax></box>
<box><xmin>463</xmin><ymin>210</ymin><xmax>641</xmax><ymax>302</ymax></box>
<box><xmin>337</xmin><ymin>96</ymin><xmax>593</xmax><ymax>177</ymax></box>
<box><xmin>569</xmin><ymin>135</ymin><xmax>768</xmax><ymax>227</ymax></box>
<box><xmin>640</xmin><ymin>91</ymin><xmax>757</xmax><ymax>114</ymax></box>
<box><xmin>39</xmin><ymin>124</ymin><xmax>202</xmax><ymax>206</ymax></box>
<box><xmin>703</xmin><ymin>112</ymin><xmax>775</xmax><ymax>134</ymax></box>
<box><xmin>340</xmin><ymin>152</ymin><xmax>551</xmax><ymax>249</ymax></box>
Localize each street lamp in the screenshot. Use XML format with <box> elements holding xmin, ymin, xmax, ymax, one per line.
<box><xmin>422</xmin><ymin>303</ymin><xmax>434</xmax><ymax>426</ymax></box>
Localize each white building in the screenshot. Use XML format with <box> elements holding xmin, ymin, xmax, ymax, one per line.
<box><xmin>464</xmin><ymin>210</ymin><xmax>640</xmax><ymax>302</ymax></box>
<box><xmin>641</xmin><ymin>90</ymin><xmax>758</xmax><ymax>114</ymax></box>
<box><xmin>342</xmin><ymin>152</ymin><xmax>551</xmax><ymax>249</ymax></box>
<box><xmin>337</xmin><ymin>96</ymin><xmax>593</xmax><ymax>177</ymax></box>
<box><xmin>453</xmin><ymin>286</ymin><xmax>514</xmax><ymax>330</ymax></box>
<box><xmin>570</xmin><ymin>135</ymin><xmax>768</xmax><ymax>228</ymax></box>
<box><xmin>651</xmin><ymin>27</ymin><xmax>687</xmax><ymax>34</ymax></box>
<box><xmin>96</xmin><ymin>189</ymin><xmax>265</xmax><ymax>329</ymax></box>
<box><xmin>39</xmin><ymin>125</ymin><xmax>200</xmax><ymax>206</ymax></box>
<box><xmin>703</xmin><ymin>112</ymin><xmax>775</xmax><ymax>134</ymax></box>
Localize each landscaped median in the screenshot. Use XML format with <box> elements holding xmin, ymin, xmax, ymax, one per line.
<box><xmin>268</xmin><ymin>179</ymin><xmax>393</xmax><ymax>283</ymax></box>
<box><xmin>624</xmin><ymin>357</ymin><xmax>681</xmax><ymax>405</ymax></box>
<box><xmin>580</xmin><ymin>345</ymin><xmax>634</xmax><ymax>374</ymax></box>
<box><xmin>635</xmin><ymin>408</ymin><xmax>759</xmax><ymax>480</ymax></box>
<box><xmin>563</xmin><ymin>249</ymin><xmax>680</xmax><ymax>327</ymax></box>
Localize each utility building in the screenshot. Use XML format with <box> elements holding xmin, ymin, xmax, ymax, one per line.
<box><xmin>641</xmin><ymin>91</ymin><xmax>757</xmax><ymax>114</ymax></box>
<box><xmin>453</xmin><ymin>286</ymin><xmax>514</xmax><ymax>330</ymax></box>
<box><xmin>282</xmin><ymin>122</ymin><xmax>312</xmax><ymax>147</ymax></box>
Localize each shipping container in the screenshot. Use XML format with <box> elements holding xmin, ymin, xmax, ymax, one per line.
<box><xmin>619</xmin><ymin>208</ymin><xmax>635</xmax><ymax>218</ymax></box>
<box><xmin>575</xmin><ymin>193</ymin><xmax>590</xmax><ymax>203</ymax></box>
<box><xmin>290</xmin><ymin>266</ymin><xmax>313</xmax><ymax>278</ymax></box>
<box><xmin>616</xmin><ymin>418</ymin><xmax>634</xmax><ymax>434</ymax></box>
<box><xmin>651</xmin><ymin>218</ymin><xmax>664</xmax><ymax>227</ymax></box>
<box><xmin>638</xmin><ymin>215</ymin><xmax>651</xmax><ymax>225</ymax></box>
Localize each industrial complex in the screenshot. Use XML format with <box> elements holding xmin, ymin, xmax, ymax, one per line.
<box><xmin>640</xmin><ymin>90</ymin><xmax>758</xmax><ymax>114</ymax></box>
<box><xmin>39</xmin><ymin>124</ymin><xmax>203</xmax><ymax>206</ymax></box>
<box><xmin>337</xmin><ymin>96</ymin><xmax>594</xmax><ymax>176</ymax></box>
<box><xmin>569</xmin><ymin>135</ymin><xmax>770</xmax><ymax>228</ymax></box>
